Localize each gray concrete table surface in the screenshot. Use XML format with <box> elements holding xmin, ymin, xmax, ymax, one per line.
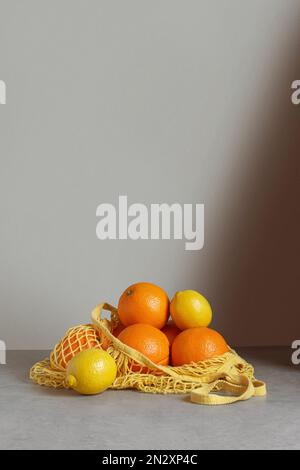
<box><xmin>0</xmin><ymin>348</ymin><xmax>299</xmax><ymax>450</ymax></box>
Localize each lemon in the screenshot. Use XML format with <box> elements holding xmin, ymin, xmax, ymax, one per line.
<box><xmin>66</xmin><ymin>349</ymin><xmax>117</xmax><ymax>395</ymax></box>
<box><xmin>170</xmin><ymin>290</ymin><xmax>212</xmax><ymax>330</ymax></box>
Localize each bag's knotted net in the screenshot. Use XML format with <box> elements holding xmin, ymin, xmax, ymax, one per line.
<box><xmin>30</xmin><ymin>303</ymin><xmax>267</xmax><ymax>405</ymax></box>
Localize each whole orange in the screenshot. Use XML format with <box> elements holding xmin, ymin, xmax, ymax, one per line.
<box><xmin>161</xmin><ymin>321</ymin><xmax>181</xmax><ymax>346</ymax></box>
<box><xmin>118</xmin><ymin>282</ymin><xmax>169</xmax><ymax>329</ymax></box>
<box><xmin>51</xmin><ymin>325</ymin><xmax>102</xmax><ymax>369</ymax></box>
<box><xmin>118</xmin><ymin>323</ymin><xmax>169</xmax><ymax>368</ymax></box>
<box><xmin>171</xmin><ymin>327</ymin><xmax>229</xmax><ymax>366</ymax></box>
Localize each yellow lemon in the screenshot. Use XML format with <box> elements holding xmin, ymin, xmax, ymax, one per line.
<box><xmin>66</xmin><ymin>348</ymin><xmax>117</xmax><ymax>395</ymax></box>
<box><xmin>170</xmin><ymin>290</ymin><xmax>212</xmax><ymax>330</ymax></box>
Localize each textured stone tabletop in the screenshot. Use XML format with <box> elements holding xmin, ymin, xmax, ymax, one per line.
<box><xmin>0</xmin><ymin>348</ymin><xmax>298</xmax><ymax>450</ymax></box>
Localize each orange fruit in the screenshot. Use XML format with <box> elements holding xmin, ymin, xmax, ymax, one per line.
<box><xmin>118</xmin><ymin>323</ymin><xmax>169</xmax><ymax>369</ymax></box>
<box><xmin>51</xmin><ymin>325</ymin><xmax>102</xmax><ymax>369</ymax></box>
<box><xmin>161</xmin><ymin>321</ymin><xmax>181</xmax><ymax>346</ymax></box>
<box><xmin>171</xmin><ymin>327</ymin><xmax>229</xmax><ymax>366</ymax></box>
<box><xmin>118</xmin><ymin>282</ymin><xmax>169</xmax><ymax>329</ymax></box>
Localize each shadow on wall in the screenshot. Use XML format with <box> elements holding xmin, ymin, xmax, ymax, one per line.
<box><xmin>209</xmin><ymin>29</ymin><xmax>300</xmax><ymax>347</ymax></box>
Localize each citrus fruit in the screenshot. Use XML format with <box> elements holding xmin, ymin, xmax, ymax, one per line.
<box><xmin>51</xmin><ymin>324</ymin><xmax>102</xmax><ymax>369</ymax></box>
<box><xmin>118</xmin><ymin>323</ymin><xmax>169</xmax><ymax>368</ymax></box>
<box><xmin>66</xmin><ymin>349</ymin><xmax>117</xmax><ymax>395</ymax></box>
<box><xmin>170</xmin><ymin>290</ymin><xmax>212</xmax><ymax>330</ymax></box>
<box><xmin>118</xmin><ymin>282</ymin><xmax>169</xmax><ymax>329</ymax></box>
<box><xmin>171</xmin><ymin>327</ymin><xmax>229</xmax><ymax>366</ymax></box>
<box><xmin>161</xmin><ymin>321</ymin><xmax>181</xmax><ymax>346</ymax></box>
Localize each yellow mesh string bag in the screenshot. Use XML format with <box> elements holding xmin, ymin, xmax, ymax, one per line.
<box><xmin>30</xmin><ymin>303</ymin><xmax>266</xmax><ymax>405</ymax></box>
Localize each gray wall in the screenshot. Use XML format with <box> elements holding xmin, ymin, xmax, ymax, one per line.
<box><xmin>1</xmin><ymin>0</ymin><xmax>299</xmax><ymax>349</ymax></box>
